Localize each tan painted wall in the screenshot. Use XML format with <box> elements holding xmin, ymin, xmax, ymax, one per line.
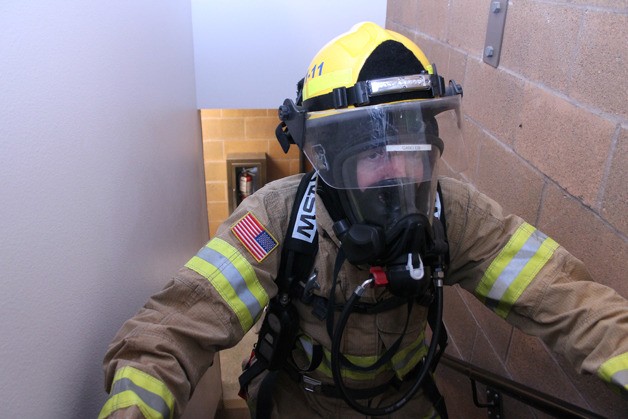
<box><xmin>386</xmin><ymin>1</ymin><xmax>626</xmax><ymax>417</ymax></box>
<box><xmin>201</xmin><ymin>109</ymin><xmax>302</xmax><ymax>237</ymax></box>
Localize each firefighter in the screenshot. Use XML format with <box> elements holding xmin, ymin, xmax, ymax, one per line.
<box><xmin>100</xmin><ymin>22</ymin><xmax>628</xmax><ymax>418</ymax></box>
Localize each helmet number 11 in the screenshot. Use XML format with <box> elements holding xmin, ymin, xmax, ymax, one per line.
<box><xmin>308</xmin><ymin>62</ymin><xmax>324</xmax><ymax>79</ymax></box>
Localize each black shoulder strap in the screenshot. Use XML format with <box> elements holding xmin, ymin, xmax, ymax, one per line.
<box><xmin>275</xmin><ymin>170</ymin><xmax>319</xmax><ymax>294</ymax></box>
<box><xmin>238</xmin><ymin>171</ymin><xmax>320</xmax><ymax>414</ymax></box>
<box><xmin>433</xmin><ymin>181</ymin><xmax>450</xmax><ymax>268</ymax></box>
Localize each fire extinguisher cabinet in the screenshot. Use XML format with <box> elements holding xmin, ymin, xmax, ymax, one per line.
<box><xmin>226</xmin><ymin>153</ymin><xmax>267</xmax><ymax>214</ymax></box>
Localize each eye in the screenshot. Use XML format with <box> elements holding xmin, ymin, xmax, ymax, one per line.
<box><xmin>365</xmin><ymin>148</ymin><xmax>385</xmax><ymax>161</ymax></box>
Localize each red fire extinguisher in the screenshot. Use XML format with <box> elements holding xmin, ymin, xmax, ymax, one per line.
<box><xmin>239</xmin><ymin>169</ymin><xmax>253</xmax><ymax>199</ymax></box>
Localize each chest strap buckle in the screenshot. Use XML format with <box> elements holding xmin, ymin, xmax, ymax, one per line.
<box><xmin>303</xmin><ymin>375</ymin><xmax>322</xmax><ymax>393</ymax></box>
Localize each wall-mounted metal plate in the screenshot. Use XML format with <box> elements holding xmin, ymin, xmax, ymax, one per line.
<box><xmin>483</xmin><ymin>0</ymin><xmax>509</xmax><ymax>67</ymax></box>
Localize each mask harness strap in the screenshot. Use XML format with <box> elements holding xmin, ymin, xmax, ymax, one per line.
<box><xmin>239</xmin><ymin>171</ymin><xmax>318</xmax><ymax>419</ymax></box>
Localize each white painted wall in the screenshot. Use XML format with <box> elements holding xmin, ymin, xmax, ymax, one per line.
<box><xmin>0</xmin><ymin>1</ymin><xmax>208</xmax><ymax>417</ymax></box>
<box><xmin>0</xmin><ymin>1</ymin><xmax>386</xmax><ymax>416</ymax></box>
<box><xmin>191</xmin><ymin>0</ymin><xmax>387</xmax><ymax>108</ymax></box>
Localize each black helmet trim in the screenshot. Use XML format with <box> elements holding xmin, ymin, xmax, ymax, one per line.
<box><xmin>276</xmin><ymin>76</ymin><xmax>462</xmax><ymax>155</ymax></box>
<box><xmin>302</xmin><ymin>71</ymin><xmax>447</xmax><ymax>112</ymax></box>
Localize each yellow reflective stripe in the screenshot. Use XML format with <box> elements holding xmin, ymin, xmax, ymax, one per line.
<box><xmin>98</xmin><ymin>366</ymin><xmax>174</xmax><ymax>419</ymax></box>
<box><xmin>422</xmin><ymin>407</ymin><xmax>439</xmax><ymax>419</ymax></box>
<box><xmin>598</xmin><ymin>352</ymin><xmax>628</xmax><ymax>393</ymax></box>
<box><xmin>185</xmin><ymin>238</ymin><xmax>269</xmax><ymax>332</ymax></box>
<box><xmin>99</xmin><ymin>391</ymin><xmax>163</xmax><ymax>419</ymax></box>
<box><xmin>475</xmin><ymin>222</ymin><xmax>559</xmax><ymax>318</ymax></box>
<box><xmin>302</xmin><ymin>334</ymin><xmax>426</xmax><ymax>382</ymax></box>
<box><xmin>305</xmin><ymin>68</ymin><xmax>353</xmax><ymax>100</ymax></box>
<box><xmin>476</xmin><ymin>223</ymin><xmax>534</xmax><ymax>299</ymax></box>
<box><xmin>316</xmin><ymin>349</ymin><xmax>387</xmax><ymax>381</ymax></box>
<box><xmin>391</xmin><ymin>333</ymin><xmax>428</xmax><ymax>379</ymax></box>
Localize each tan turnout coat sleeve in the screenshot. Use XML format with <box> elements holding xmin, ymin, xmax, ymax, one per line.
<box><xmin>100</xmin><ymin>175</ymin><xmax>302</xmax><ymax>418</ymax></box>
<box><xmin>441</xmin><ymin>177</ymin><xmax>628</xmax><ymax>392</ymax></box>
<box><xmin>99</xmin><ymin>175</ymin><xmax>627</xmax><ymax>418</ymax></box>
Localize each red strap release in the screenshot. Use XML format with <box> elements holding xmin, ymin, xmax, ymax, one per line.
<box><xmin>369</xmin><ymin>266</ymin><xmax>388</xmax><ymax>287</ymax></box>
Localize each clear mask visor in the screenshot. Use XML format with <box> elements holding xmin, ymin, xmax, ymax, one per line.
<box><xmin>346</xmin><ymin>142</ymin><xmax>438</xmax><ymax>190</ymax></box>
<box><xmin>303</xmin><ymin>96</ymin><xmax>464</xmax><ymax>190</ymax></box>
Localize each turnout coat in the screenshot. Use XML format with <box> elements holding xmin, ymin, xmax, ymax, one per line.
<box><xmin>100</xmin><ymin>175</ymin><xmax>628</xmax><ymax>418</ymax></box>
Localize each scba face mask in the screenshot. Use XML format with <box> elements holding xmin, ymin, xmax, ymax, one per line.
<box><xmin>303</xmin><ymin>96</ymin><xmax>461</xmax><ymax>272</ymax></box>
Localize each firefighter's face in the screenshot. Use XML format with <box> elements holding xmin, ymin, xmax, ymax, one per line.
<box><xmin>356</xmin><ymin>147</ymin><xmax>424</xmax><ymax>189</ymax></box>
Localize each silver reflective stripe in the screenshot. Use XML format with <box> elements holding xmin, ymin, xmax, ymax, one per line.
<box><xmin>111</xmin><ymin>377</ymin><xmax>170</xmax><ymax>418</ymax></box>
<box><xmin>299</xmin><ymin>336</ymin><xmax>315</xmax><ymax>358</ymax></box>
<box><xmin>485</xmin><ymin>228</ymin><xmax>548</xmax><ymax>309</ymax></box>
<box><xmin>196</xmin><ymin>246</ymin><xmax>262</xmax><ymax>320</ymax></box>
<box><xmin>393</xmin><ymin>341</ymin><xmax>424</xmax><ymax>372</ymax></box>
<box><xmin>611</xmin><ymin>369</ymin><xmax>628</xmax><ymax>388</ymax></box>
<box><xmin>368</xmin><ymin>74</ymin><xmax>432</xmax><ymax>96</ymax></box>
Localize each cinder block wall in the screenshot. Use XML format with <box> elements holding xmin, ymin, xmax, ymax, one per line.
<box><xmin>386</xmin><ymin>1</ymin><xmax>626</xmax><ymax>417</ymax></box>
<box><xmin>200</xmin><ymin>109</ymin><xmax>301</xmax><ymax>236</ymax></box>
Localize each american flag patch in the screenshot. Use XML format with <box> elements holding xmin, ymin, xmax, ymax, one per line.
<box><xmin>231</xmin><ymin>212</ymin><xmax>278</xmax><ymax>262</ymax></box>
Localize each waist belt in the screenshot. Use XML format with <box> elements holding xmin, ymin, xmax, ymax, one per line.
<box><xmin>283</xmin><ymin>358</ymin><xmax>424</xmax><ymax>400</ymax></box>
<box><xmin>283</xmin><ymin>359</ymin><xmax>448</xmax><ymax>418</ymax></box>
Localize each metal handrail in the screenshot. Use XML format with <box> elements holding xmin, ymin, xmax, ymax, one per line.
<box><xmin>439</xmin><ymin>353</ymin><xmax>606</xmax><ymax>419</ymax></box>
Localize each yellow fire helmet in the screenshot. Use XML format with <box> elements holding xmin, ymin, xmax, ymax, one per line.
<box><xmin>277</xmin><ymin>22</ymin><xmax>463</xmax><ymax>183</ymax></box>
<box><xmin>302</xmin><ymin>21</ymin><xmax>434</xmax><ymax>108</ymax></box>
<box><xmin>277</xmin><ymin>22</ymin><xmax>465</xmax><ymax>237</ymax></box>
